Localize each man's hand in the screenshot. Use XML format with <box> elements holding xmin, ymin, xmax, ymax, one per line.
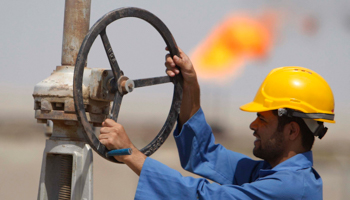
<box><xmin>165</xmin><ymin>47</ymin><xmax>197</xmax><ymax>84</ymax></box>
<box><xmin>165</xmin><ymin>47</ymin><xmax>201</xmax><ymax>128</ymax></box>
<box><xmin>99</xmin><ymin>119</ymin><xmax>132</xmax><ymax>149</ymax></box>
<box><xmin>99</xmin><ymin>119</ymin><xmax>146</xmax><ymax>175</ymax></box>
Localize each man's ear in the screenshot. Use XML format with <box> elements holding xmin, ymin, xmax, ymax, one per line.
<box><xmin>287</xmin><ymin>122</ymin><xmax>301</xmax><ymax>141</ymax></box>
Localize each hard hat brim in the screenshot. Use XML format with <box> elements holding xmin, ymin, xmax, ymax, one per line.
<box><xmin>239</xmin><ymin>101</ymin><xmax>270</xmax><ymax>113</ymax></box>
<box><xmin>240</xmin><ymin>101</ymin><xmax>335</xmax><ymax>123</ymax></box>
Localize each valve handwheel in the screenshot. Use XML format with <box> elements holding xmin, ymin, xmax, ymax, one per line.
<box><xmin>73</xmin><ymin>7</ymin><xmax>183</xmax><ymax>163</ymax></box>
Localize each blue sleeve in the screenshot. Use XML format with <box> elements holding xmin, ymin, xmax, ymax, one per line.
<box><xmin>173</xmin><ymin>108</ymin><xmax>263</xmax><ymax>185</ymax></box>
<box><xmin>135</xmin><ymin>158</ymin><xmax>309</xmax><ymax>200</ymax></box>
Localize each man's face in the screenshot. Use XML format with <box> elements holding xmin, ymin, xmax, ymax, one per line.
<box><xmin>250</xmin><ymin>111</ymin><xmax>286</xmax><ymax>163</ymax></box>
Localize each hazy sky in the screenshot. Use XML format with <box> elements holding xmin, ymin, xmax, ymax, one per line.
<box><xmin>1</xmin><ymin>0</ymin><xmax>349</xmax><ymax>139</ymax></box>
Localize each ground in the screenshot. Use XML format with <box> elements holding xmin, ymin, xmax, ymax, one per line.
<box><xmin>0</xmin><ymin>117</ymin><xmax>348</xmax><ymax>199</ymax></box>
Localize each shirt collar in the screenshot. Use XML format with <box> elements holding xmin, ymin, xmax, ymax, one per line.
<box><xmin>259</xmin><ymin>151</ymin><xmax>313</xmax><ymax>177</ymax></box>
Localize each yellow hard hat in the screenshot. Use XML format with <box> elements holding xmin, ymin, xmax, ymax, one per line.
<box><xmin>240</xmin><ymin>66</ymin><xmax>335</xmax><ymax>123</ymax></box>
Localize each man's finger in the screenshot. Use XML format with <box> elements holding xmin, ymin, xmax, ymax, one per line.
<box><xmin>99</xmin><ymin>139</ymin><xmax>110</xmax><ymax>148</ymax></box>
<box><xmin>98</xmin><ymin>133</ymin><xmax>109</xmax><ymax>140</ymax></box>
<box><xmin>100</xmin><ymin>127</ymin><xmax>111</xmax><ymax>134</ymax></box>
<box><xmin>165</xmin><ymin>54</ymin><xmax>176</xmax><ymax>67</ymax></box>
<box><xmin>103</xmin><ymin>118</ymin><xmax>117</xmax><ymax>127</ymax></box>
<box><xmin>166</xmin><ymin>69</ymin><xmax>175</xmax><ymax>77</ymax></box>
<box><xmin>173</xmin><ymin>55</ymin><xmax>183</xmax><ymax>66</ymax></box>
<box><xmin>165</xmin><ymin>54</ymin><xmax>173</xmax><ymax>65</ymax></box>
<box><xmin>165</xmin><ymin>54</ymin><xmax>179</xmax><ymax>77</ymax></box>
<box><xmin>165</xmin><ymin>64</ymin><xmax>180</xmax><ymax>77</ymax></box>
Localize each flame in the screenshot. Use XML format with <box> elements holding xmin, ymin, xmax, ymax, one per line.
<box><xmin>191</xmin><ymin>12</ymin><xmax>277</xmax><ymax>83</ymax></box>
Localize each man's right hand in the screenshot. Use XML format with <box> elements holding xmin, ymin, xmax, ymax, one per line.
<box><xmin>165</xmin><ymin>47</ymin><xmax>197</xmax><ymax>84</ymax></box>
<box><xmin>164</xmin><ymin>47</ymin><xmax>200</xmax><ymax>128</ymax></box>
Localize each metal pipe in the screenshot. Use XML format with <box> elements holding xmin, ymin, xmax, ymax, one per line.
<box><xmin>61</xmin><ymin>0</ymin><xmax>91</xmax><ymax>66</ymax></box>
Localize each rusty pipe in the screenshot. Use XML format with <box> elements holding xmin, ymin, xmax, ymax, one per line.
<box><xmin>61</xmin><ymin>0</ymin><xmax>91</xmax><ymax>66</ymax></box>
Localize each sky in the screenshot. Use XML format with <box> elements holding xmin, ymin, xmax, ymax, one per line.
<box><xmin>1</xmin><ymin>0</ymin><xmax>350</xmax><ymax>138</ymax></box>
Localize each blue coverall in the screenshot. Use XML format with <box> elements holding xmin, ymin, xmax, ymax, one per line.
<box><xmin>135</xmin><ymin>108</ymin><xmax>322</xmax><ymax>199</ymax></box>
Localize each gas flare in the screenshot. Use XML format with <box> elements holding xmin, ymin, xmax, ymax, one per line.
<box><xmin>191</xmin><ymin>12</ymin><xmax>278</xmax><ymax>83</ymax></box>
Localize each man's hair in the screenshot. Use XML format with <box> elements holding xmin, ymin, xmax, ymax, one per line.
<box><xmin>272</xmin><ymin>110</ymin><xmax>315</xmax><ymax>151</ymax></box>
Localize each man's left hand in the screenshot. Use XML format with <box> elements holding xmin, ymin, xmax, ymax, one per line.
<box><xmin>99</xmin><ymin>119</ymin><xmax>146</xmax><ymax>175</ymax></box>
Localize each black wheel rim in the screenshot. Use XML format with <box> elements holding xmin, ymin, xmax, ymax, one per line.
<box><xmin>73</xmin><ymin>7</ymin><xmax>183</xmax><ymax>163</ymax></box>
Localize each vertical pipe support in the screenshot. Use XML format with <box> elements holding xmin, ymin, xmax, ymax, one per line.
<box><xmin>61</xmin><ymin>0</ymin><xmax>91</xmax><ymax>66</ymax></box>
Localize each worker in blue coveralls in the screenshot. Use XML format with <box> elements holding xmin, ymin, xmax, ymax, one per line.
<box><xmin>99</xmin><ymin>48</ymin><xmax>335</xmax><ymax>199</ymax></box>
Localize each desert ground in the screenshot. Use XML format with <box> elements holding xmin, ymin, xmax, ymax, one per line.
<box><xmin>1</xmin><ymin>114</ymin><xmax>349</xmax><ymax>199</ymax></box>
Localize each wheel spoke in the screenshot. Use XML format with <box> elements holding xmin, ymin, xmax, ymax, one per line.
<box><xmin>109</xmin><ymin>91</ymin><xmax>123</xmax><ymax>121</ymax></box>
<box><xmin>74</xmin><ymin>7</ymin><xmax>183</xmax><ymax>163</ymax></box>
<box><xmin>134</xmin><ymin>76</ymin><xmax>173</xmax><ymax>88</ymax></box>
<box><xmin>100</xmin><ymin>29</ymin><xmax>121</xmax><ymax>79</ymax></box>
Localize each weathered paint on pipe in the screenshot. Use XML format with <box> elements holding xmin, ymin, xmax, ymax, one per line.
<box><xmin>61</xmin><ymin>0</ymin><xmax>91</xmax><ymax>66</ymax></box>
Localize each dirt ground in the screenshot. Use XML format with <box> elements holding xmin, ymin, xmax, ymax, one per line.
<box><xmin>1</xmin><ymin>117</ymin><xmax>349</xmax><ymax>199</ymax></box>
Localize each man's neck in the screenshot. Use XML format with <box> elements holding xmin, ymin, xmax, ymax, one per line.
<box><xmin>268</xmin><ymin>151</ymin><xmax>302</xmax><ymax>168</ymax></box>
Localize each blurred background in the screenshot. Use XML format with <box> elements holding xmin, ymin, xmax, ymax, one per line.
<box><xmin>1</xmin><ymin>0</ymin><xmax>350</xmax><ymax>199</ymax></box>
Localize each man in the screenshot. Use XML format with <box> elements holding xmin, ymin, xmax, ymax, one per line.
<box><xmin>99</xmin><ymin>48</ymin><xmax>335</xmax><ymax>199</ymax></box>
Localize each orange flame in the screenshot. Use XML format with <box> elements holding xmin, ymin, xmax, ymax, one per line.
<box><xmin>191</xmin><ymin>12</ymin><xmax>277</xmax><ymax>83</ymax></box>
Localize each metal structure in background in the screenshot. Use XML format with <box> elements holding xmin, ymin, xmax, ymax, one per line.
<box><xmin>33</xmin><ymin>1</ymin><xmax>182</xmax><ymax>199</ymax></box>
<box><xmin>33</xmin><ymin>0</ymin><xmax>93</xmax><ymax>199</ymax></box>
